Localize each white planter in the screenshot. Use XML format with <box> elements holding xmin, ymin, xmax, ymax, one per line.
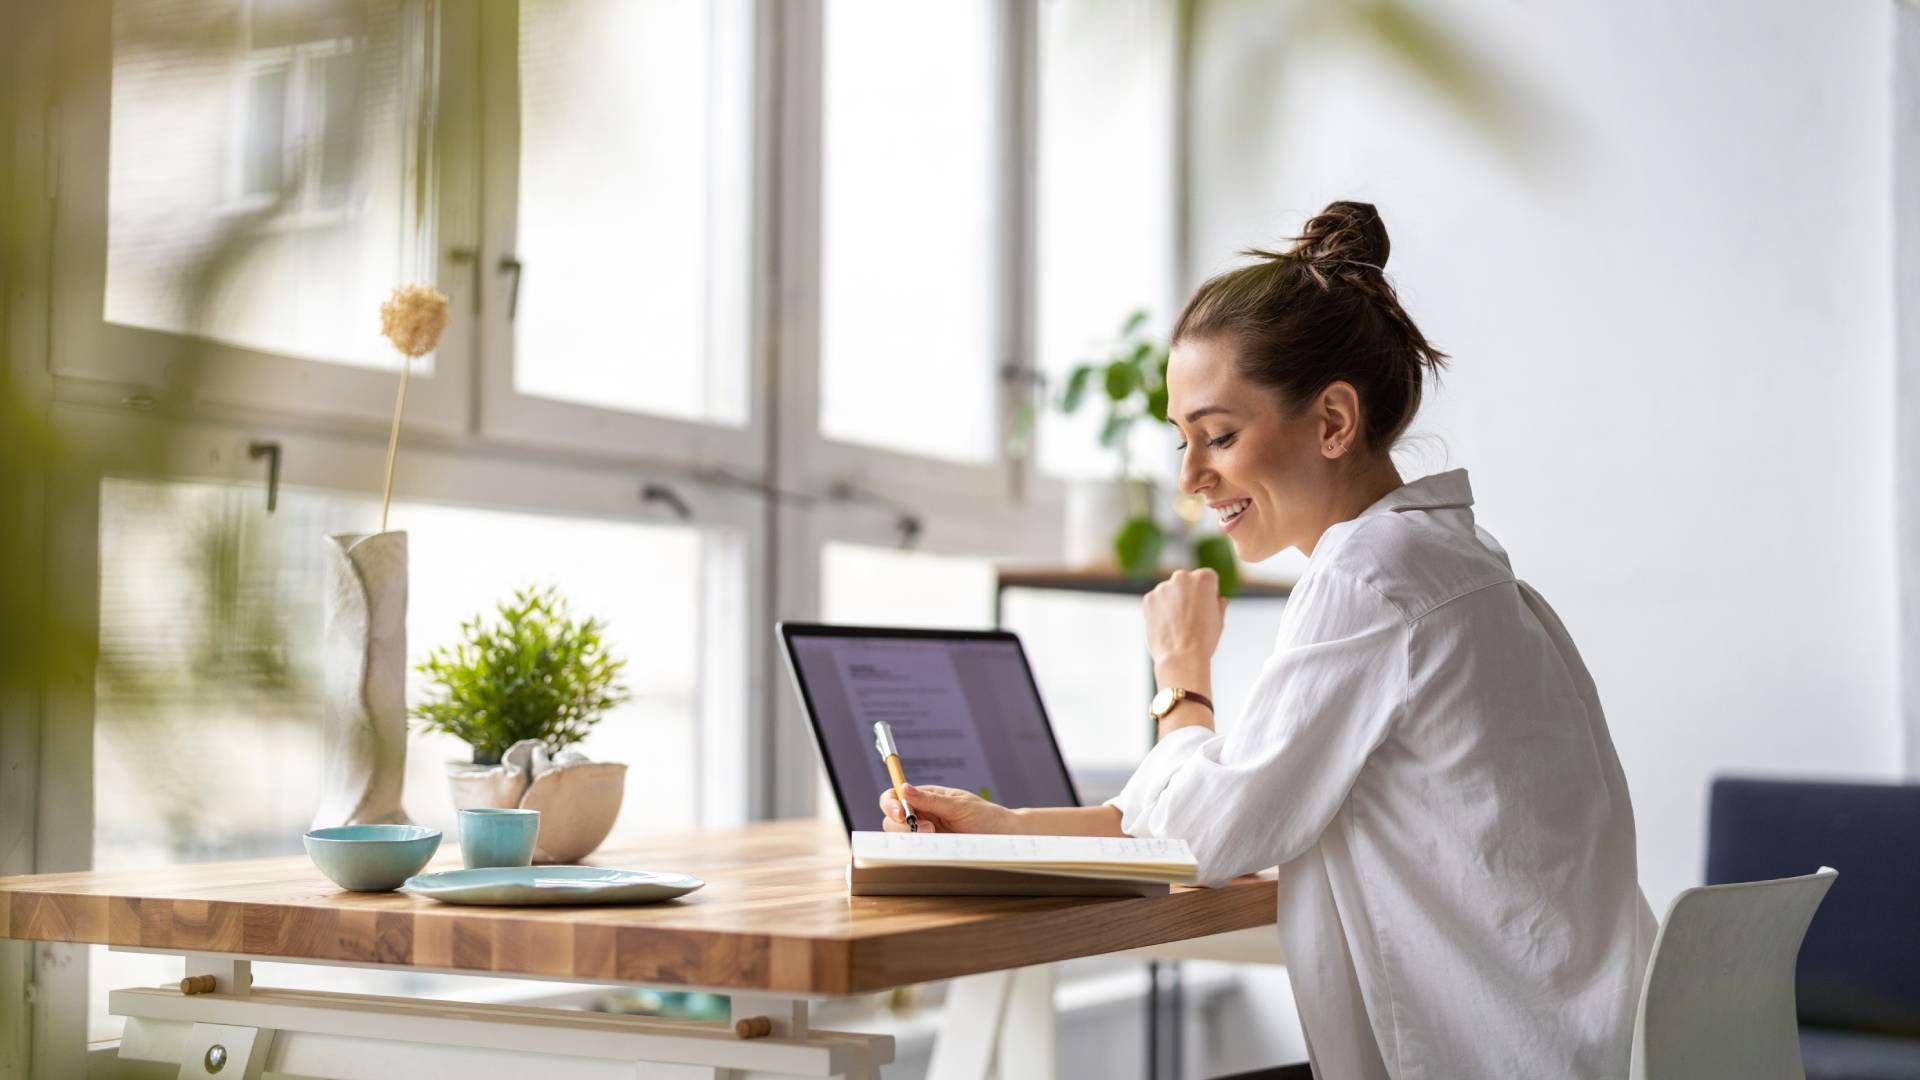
<box><xmin>312</xmin><ymin>531</ymin><xmax>412</xmax><ymax>829</ymax></box>
<box><xmin>521</xmin><ymin>761</ymin><xmax>627</xmax><ymax>864</ymax></box>
<box><xmin>445</xmin><ymin>761</ymin><xmax>526</xmax><ymax>810</ymax></box>
<box><xmin>444</xmin><ymin>739</ymin><xmax>627</xmax><ymax>863</ymax></box>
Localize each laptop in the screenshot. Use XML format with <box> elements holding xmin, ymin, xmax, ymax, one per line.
<box><xmin>778</xmin><ymin>623</ymin><xmax>1082</xmax><ymax>834</ymax></box>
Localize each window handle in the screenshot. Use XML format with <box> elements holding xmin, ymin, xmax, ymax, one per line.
<box><xmin>497</xmin><ymin>255</ymin><xmax>523</xmax><ymax>320</ymax></box>
<box><xmin>248</xmin><ymin>440</ymin><xmax>282</xmax><ymax>513</ymax></box>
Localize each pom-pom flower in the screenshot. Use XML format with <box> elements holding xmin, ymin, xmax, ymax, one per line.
<box><xmin>377</xmin><ymin>283</ymin><xmax>450</xmax><ymax>531</ymax></box>
<box><xmin>379</xmin><ymin>284</ymin><xmax>450</xmax><ymax>358</ymax></box>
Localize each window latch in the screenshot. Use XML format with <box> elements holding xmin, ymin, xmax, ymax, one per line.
<box><xmin>248</xmin><ymin>440</ymin><xmax>282</xmax><ymax>513</ymax></box>
<box><xmin>498</xmin><ymin>255</ymin><xmax>524</xmax><ymax>320</ymax></box>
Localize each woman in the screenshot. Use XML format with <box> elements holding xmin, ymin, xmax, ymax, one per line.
<box><xmin>880</xmin><ymin>201</ymin><xmax>1656</xmax><ymax>1079</ymax></box>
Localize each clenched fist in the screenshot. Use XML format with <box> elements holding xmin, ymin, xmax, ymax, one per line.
<box><xmin>1143</xmin><ymin>567</ymin><xmax>1227</xmax><ymax>667</ymax></box>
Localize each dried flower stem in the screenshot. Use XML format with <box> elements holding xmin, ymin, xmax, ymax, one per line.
<box><xmin>380</xmin><ymin>356</ymin><xmax>411</xmax><ymax>532</ymax></box>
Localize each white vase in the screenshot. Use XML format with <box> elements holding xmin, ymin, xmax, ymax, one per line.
<box><xmin>312</xmin><ymin>531</ymin><xmax>412</xmax><ymax>829</ymax></box>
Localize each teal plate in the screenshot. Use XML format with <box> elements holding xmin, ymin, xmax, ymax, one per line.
<box><xmin>402</xmin><ymin>866</ymin><xmax>705</xmax><ymax>906</ymax></box>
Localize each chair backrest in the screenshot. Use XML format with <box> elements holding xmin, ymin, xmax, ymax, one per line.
<box><xmin>1629</xmin><ymin>867</ymin><xmax>1837</xmax><ymax>1080</ymax></box>
<box><xmin>1707</xmin><ymin>777</ymin><xmax>1920</xmax><ymax>1034</ymax></box>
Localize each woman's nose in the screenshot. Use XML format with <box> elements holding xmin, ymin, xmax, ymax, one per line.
<box><xmin>1179</xmin><ymin>450</ymin><xmax>1211</xmax><ymax>495</ymax></box>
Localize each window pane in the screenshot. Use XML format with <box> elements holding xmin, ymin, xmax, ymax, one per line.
<box><xmin>820</xmin><ymin>542</ymin><xmax>997</xmax><ymax>630</ymax></box>
<box><xmin>92</xmin><ymin>477</ymin><xmax>721</xmax><ymax>1038</ymax></box>
<box><xmin>1035</xmin><ymin>0</ymin><xmax>1176</xmax><ymax>479</ymax></box>
<box><xmin>105</xmin><ymin>0</ymin><xmax>431</xmax><ymax>371</ymax></box>
<box><xmin>998</xmin><ymin>589</ymin><xmax>1153</xmax><ymax>777</ymax></box>
<box><xmin>1001</xmin><ymin>584</ymin><xmax>1291</xmax><ymax>802</ymax></box>
<box><xmin>513</xmin><ymin>0</ymin><xmax>753</xmax><ymax>424</ymax></box>
<box><xmin>818</xmin><ymin>1</ymin><xmax>998</xmax><ymax>463</ymax></box>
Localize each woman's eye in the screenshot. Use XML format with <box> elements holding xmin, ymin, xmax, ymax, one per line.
<box><xmin>1174</xmin><ymin>432</ymin><xmax>1234</xmax><ymax>452</ymax></box>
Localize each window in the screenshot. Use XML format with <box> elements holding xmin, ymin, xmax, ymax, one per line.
<box><xmin>88</xmin><ymin>471</ymin><xmax>727</xmax><ymax>1040</ymax></box>
<box><xmin>816</xmin><ymin>0</ymin><xmax>1001</xmax><ymax>464</ymax></box>
<box><xmin>103</xmin><ymin>0</ymin><xmax>430</xmax><ymax>371</ymax></box>
<box><xmin>509</xmin><ymin>0</ymin><xmax>754</xmax><ymax>424</ymax></box>
<box><xmin>34</xmin><ymin>0</ymin><xmax>1166</xmax><ymax>1063</ymax></box>
<box><xmin>1034</xmin><ymin>0</ymin><xmax>1178</xmax><ymax>480</ymax></box>
<box><xmin>821</xmin><ymin>543</ymin><xmax>998</xmax><ymax>630</ymax></box>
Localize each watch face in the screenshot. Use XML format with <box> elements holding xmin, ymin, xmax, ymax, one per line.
<box><xmin>1149</xmin><ymin>687</ymin><xmax>1177</xmax><ymax>717</ymax></box>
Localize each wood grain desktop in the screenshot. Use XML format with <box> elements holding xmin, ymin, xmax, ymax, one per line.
<box><xmin>0</xmin><ymin>819</ymin><xmax>1277</xmax><ymax>995</ymax></box>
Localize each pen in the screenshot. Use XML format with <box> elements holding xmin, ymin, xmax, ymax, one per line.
<box><xmin>872</xmin><ymin>721</ymin><xmax>917</xmax><ymax>832</ymax></box>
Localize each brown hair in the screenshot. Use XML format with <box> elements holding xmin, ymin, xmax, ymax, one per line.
<box><xmin>1172</xmin><ymin>200</ymin><xmax>1447</xmax><ymax>452</ymax></box>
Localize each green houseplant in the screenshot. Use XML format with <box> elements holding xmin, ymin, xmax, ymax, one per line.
<box><xmin>413</xmin><ymin>585</ymin><xmax>631</xmax><ymax>766</ymax></box>
<box><xmin>418</xmin><ymin>585</ymin><xmax>635</xmax><ymax>861</ymax></box>
<box><xmin>1056</xmin><ymin>310</ymin><xmax>1241</xmax><ymax>595</ymax></box>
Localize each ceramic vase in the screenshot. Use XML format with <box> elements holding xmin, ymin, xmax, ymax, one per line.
<box><xmin>312</xmin><ymin>531</ymin><xmax>413</xmax><ymax>829</ymax></box>
<box><xmin>446</xmin><ymin>739</ymin><xmax>627</xmax><ymax>863</ymax></box>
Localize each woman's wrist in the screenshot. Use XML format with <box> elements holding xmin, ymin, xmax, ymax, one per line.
<box><xmin>1152</xmin><ymin>653</ymin><xmax>1213</xmax><ymax>700</ymax></box>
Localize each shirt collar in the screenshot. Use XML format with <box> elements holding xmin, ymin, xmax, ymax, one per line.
<box><xmin>1358</xmin><ymin>468</ymin><xmax>1474</xmax><ymax>519</ymax></box>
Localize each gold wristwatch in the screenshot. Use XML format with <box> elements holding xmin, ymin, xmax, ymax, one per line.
<box><xmin>1148</xmin><ymin>686</ymin><xmax>1213</xmax><ymax>722</ymax></box>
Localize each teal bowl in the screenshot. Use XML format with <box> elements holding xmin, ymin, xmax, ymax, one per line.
<box><xmin>303</xmin><ymin>825</ymin><xmax>442</xmax><ymax>892</ymax></box>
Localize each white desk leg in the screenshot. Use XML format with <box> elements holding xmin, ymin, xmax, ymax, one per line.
<box><xmin>926</xmin><ymin>965</ymin><xmax>1055</xmax><ymax>1080</ymax></box>
<box><xmin>996</xmin><ymin>965</ymin><xmax>1054</xmax><ymax>1080</ymax></box>
<box><xmin>171</xmin><ymin>955</ymin><xmax>274</xmax><ymax>1079</ymax></box>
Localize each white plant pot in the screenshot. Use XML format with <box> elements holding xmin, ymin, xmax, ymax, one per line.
<box><xmin>520</xmin><ymin>762</ymin><xmax>627</xmax><ymax>864</ymax></box>
<box><xmin>445</xmin><ymin>761</ymin><xmax>526</xmax><ymax>810</ymax></box>
<box><xmin>444</xmin><ymin>740</ymin><xmax>627</xmax><ymax>863</ymax></box>
<box><xmin>312</xmin><ymin>531</ymin><xmax>412</xmax><ymax>829</ymax></box>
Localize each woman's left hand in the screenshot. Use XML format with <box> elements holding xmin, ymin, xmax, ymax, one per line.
<box><xmin>1143</xmin><ymin>567</ymin><xmax>1227</xmax><ymax>667</ymax></box>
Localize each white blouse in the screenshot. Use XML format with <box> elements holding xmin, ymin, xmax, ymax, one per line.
<box><xmin>1110</xmin><ymin>469</ymin><xmax>1655</xmax><ymax>1080</ymax></box>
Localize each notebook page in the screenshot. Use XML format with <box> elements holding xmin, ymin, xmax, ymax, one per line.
<box><xmin>852</xmin><ymin>831</ymin><xmax>1197</xmax><ymax>870</ymax></box>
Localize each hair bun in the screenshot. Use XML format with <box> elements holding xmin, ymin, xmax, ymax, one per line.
<box><xmin>1290</xmin><ymin>200</ymin><xmax>1391</xmax><ymax>270</ymax></box>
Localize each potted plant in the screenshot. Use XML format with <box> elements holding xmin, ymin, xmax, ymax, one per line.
<box><xmin>1054</xmin><ymin>310</ymin><xmax>1240</xmax><ymax>594</ymax></box>
<box><xmin>414</xmin><ymin>585</ymin><xmax>633</xmax><ymax>862</ymax></box>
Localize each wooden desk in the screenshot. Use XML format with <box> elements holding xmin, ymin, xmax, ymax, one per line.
<box><xmin>0</xmin><ymin>820</ymin><xmax>1278</xmax><ymax>1078</ymax></box>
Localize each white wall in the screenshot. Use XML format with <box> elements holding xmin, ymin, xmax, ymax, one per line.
<box><xmin>1190</xmin><ymin>0</ymin><xmax>1901</xmax><ymax>912</ymax></box>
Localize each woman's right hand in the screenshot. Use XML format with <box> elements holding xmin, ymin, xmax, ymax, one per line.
<box><xmin>879</xmin><ymin>784</ymin><xmax>1019</xmax><ymax>834</ymax></box>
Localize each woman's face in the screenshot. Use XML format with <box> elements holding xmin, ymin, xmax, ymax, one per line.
<box><xmin>1165</xmin><ymin>335</ymin><xmax>1334</xmax><ymax>562</ymax></box>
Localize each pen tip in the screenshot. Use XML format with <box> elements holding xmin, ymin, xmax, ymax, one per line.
<box><xmin>908</xmin><ymin>816</ymin><xmax>918</xmax><ymax>833</ymax></box>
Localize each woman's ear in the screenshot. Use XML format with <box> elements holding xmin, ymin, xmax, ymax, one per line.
<box><xmin>1317</xmin><ymin>382</ymin><xmax>1363</xmax><ymax>459</ymax></box>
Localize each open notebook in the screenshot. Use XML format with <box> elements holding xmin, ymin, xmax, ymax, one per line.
<box><xmin>849</xmin><ymin>832</ymin><xmax>1201</xmax><ymax>897</ymax></box>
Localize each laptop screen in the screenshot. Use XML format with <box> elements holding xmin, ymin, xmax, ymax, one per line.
<box><xmin>780</xmin><ymin>625</ymin><xmax>1082</xmax><ymax>833</ymax></box>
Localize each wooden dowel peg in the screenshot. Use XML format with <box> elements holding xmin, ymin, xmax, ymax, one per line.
<box><xmin>733</xmin><ymin>1015</ymin><xmax>772</xmax><ymax>1039</ymax></box>
<box><xmin>179</xmin><ymin>974</ymin><xmax>217</xmax><ymax>995</ymax></box>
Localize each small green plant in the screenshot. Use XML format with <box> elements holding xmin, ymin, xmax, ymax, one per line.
<box><xmin>1057</xmin><ymin>310</ymin><xmax>1240</xmax><ymax>594</ymax></box>
<box><xmin>412</xmin><ymin>585</ymin><xmax>631</xmax><ymax>765</ymax></box>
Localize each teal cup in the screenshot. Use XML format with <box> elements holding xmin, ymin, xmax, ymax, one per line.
<box><xmin>459</xmin><ymin>808</ymin><xmax>541</xmax><ymax>868</ymax></box>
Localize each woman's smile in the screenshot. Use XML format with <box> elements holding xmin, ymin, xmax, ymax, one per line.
<box><xmin>1213</xmin><ymin>498</ymin><xmax>1253</xmax><ymax>533</ymax></box>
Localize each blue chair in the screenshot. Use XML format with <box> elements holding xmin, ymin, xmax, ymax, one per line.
<box><xmin>1706</xmin><ymin>778</ymin><xmax>1920</xmax><ymax>1080</ymax></box>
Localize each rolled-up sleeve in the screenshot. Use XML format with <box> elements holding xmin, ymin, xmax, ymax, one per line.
<box><xmin>1105</xmin><ymin>569</ymin><xmax>1407</xmax><ymax>886</ymax></box>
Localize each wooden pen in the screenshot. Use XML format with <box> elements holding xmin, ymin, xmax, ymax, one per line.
<box><xmin>872</xmin><ymin>721</ymin><xmax>917</xmax><ymax>832</ymax></box>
